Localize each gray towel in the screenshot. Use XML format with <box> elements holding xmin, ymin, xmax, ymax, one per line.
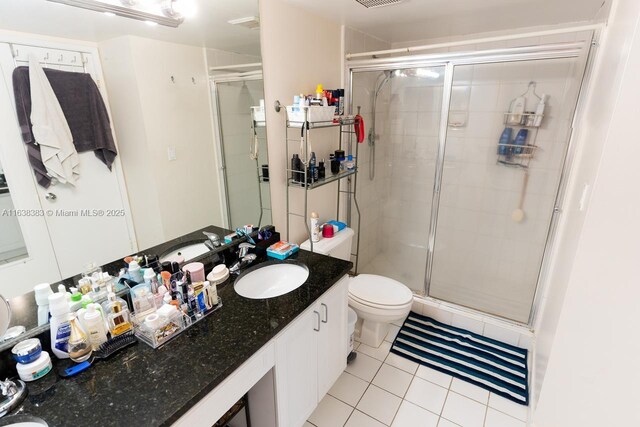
<box><xmin>12</xmin><ymin>66</ymin><xmax>118</xmax><ymax>188</ymax></box>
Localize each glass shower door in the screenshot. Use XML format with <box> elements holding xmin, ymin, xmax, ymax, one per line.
<box><xmin>429</xmin><ymin>57</ymin><xmax>585</xmax><ymax>322</ymax></box>
<box><xmin>215</xmin><ymin>79</ymin><xmax>271</xmax><ymax>228</ymax></box>
<box><xmin>351</xmin><ymin>66</ymin><xmax>444</xmax><ymax>294</ymax></box>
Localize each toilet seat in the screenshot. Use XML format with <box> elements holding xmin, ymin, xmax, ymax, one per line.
<box><xmin>348</xmin><ymin>274</ymin><xmax>413</xmax><ymax>308</ymax></box>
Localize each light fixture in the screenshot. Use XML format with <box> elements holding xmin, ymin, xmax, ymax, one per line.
<box><xmin>228</xmin><ymin>16</ymin><xmax>260</xmax><ymax>30</ymax></box>
<box><xmin>46</xmin><ymin>0</ymin><xmax>184</xmax><ymax>27</ymax></box>
<box><xmin>162</xmin><ymin>0</ymin><xmax>197</xmax><ymax>19</ymax></box>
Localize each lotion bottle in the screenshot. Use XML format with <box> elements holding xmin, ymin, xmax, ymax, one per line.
<box><xmin>534</xmin><ymin>94</ymin><xmax>547</xmax><ymax>127</ymax></box>
<box><xmin>83</xmin><ymin>304</ymin><xmax>108</xmax><ymax>350</ymax></box>
<box><xmin>509</xmin><ymin>96</ymin><xmax>526</xmax><ymax>124</ymax></box>
<box><xmin>49</xmin><ymin>292</ymin><xmax>71</xmax><ymax>359</ymax></box>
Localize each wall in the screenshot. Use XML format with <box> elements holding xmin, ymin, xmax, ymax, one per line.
<box><xmin>533</xmin><ymin>0</ymin><xmax>640</xmax><ymax>408</ymax></box>
<box><xmin>206</xmin><ymin>47</ymin><xmax>260</xmax><ymax>69</ymax></box>
<box><xmin>100</xmin><ymin>36</ymin><xmax>224</xmax><ymax>249</ymax></box>
<box><xmin>533</xmin><ymin>1</ymin><xmax>640</xmax><ymax>424</ymax></box>
<box><xmin>260</xmin><ymin>0</ymin><xmax>342</xmax><ymax>243</ymax></box>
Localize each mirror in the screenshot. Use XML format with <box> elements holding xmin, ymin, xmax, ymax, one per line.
<box><xmin>0</xmin><ymin>0</ymin><xmax>270</xmax><ymax>349</ymax></box>
<box><xmin>0</xmin><ymin>160</ymin><xmax>28</xmax><ymax>264</ymax></box>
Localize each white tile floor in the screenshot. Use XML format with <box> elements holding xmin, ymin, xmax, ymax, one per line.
<box><xmin>307</xmin><ymin>319</ymin><xmax>530</xmax><ymax>427</ymax></box>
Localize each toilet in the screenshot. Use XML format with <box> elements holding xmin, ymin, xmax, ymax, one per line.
<box><xmin>301</xmin><ymin>228</ymin><xmax>413</xmax><ymax>347</ymax></box>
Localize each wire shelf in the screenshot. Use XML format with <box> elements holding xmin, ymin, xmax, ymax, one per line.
<box><xmin>287</xmin><ymin>169</ymin><xmax>356</xmax><ymax>190</ymax></box>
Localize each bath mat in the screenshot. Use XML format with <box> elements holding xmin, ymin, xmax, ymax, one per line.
<box><xmin>391</xmin><ymin>311</ymin><xmax>529</xmax><ymax>405</ymax></box>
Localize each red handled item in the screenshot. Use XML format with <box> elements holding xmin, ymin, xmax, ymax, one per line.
<box><xmin>354</xmin><ymin>114</ymin><xmax>365</xmax><ymax>143</ymax></box>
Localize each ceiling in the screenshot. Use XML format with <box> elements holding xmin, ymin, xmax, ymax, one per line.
<box><xmin>0</xmin><ymin>0</ymin><xmax>262</xmax><ymax>56</ymax></box>
<box><xmin>284</xmin><ymin>0</ymin><xmax>607</xmax><ymax>45</ymax></box>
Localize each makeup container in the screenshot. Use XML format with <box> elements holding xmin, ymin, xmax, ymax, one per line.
<box><xmin>183</xmin><ymin>262</ymin><xmax>205</xmax><ymax>283</ymax></box>
<box><xmin>16</xmin><ymin>351</ymin><xmax>52</xmax><ymax>382</ymax></box>
<box><xmin>12</xmin><ymin>338</ymin><xmax>42</xmax><ymax>364</ymax></box>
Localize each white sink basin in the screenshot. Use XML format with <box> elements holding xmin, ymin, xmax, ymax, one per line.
<box><xmin>160</xmin><ymin>242</ymin><xmax>210</xmax><ymax>263</ymax></box>
<box><xmin>234</xmin><ymin>262</ymin><xmax>309</xmax><ymax>299</ymax></box>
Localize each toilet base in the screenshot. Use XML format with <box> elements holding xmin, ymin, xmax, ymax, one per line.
<box><xmin>358</xmin><ymin>319</ymin><xmax>390</xmax><ymax>348</ymax></box>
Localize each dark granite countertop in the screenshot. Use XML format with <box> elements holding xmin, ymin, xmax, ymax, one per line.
<box><xmin>5</xmin><ymin>228</ymin><xmax>353</xmax><ymax>426</ymax></box>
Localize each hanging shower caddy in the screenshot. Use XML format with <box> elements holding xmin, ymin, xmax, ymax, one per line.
<box><xmin>497</xmin><ymin>81</ymin><xmax>545</xmax><ymax>168</ymax></box>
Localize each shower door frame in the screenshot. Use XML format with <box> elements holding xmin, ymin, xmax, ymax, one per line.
<box><xmin>346</xmin><ymin>38</ymin><xmax>595</xmax><ymax>327</ymax></box>
<box><xmin>210</xmin><ymin>71</ymin><xmax>267</xmax><ymax>229</ymax></box>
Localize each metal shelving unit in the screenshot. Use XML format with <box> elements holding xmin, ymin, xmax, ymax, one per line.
<box><xmin>285</xmin><ymin>109</ymin><xmax>361</xmax><ymax>270</ymax></box>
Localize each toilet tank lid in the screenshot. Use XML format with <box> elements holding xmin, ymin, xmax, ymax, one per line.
<box><xmin>349</xmin><ymin>274</ymin><xmax>413</xmax><ymax>306</ymax></box>
<box><xmin>300</xmin><ymin>227</ymin><xmax>354</xmax><ymax>255</ymax></box>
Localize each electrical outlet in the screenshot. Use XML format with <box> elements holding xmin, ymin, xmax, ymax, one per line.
<box><xmin>167</xmin><ymin>146</ymin><xmax>177</xmax><ymax>161</ymax></box>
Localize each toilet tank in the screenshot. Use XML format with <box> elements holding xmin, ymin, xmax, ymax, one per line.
<box><xmin>300</xmin><ymin>227</ymin><xmax>354</xmax><ymax>261</ymax></box>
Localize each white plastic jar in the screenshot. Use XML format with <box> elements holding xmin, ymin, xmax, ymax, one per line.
<box><xmin>16</xmin><ymin>351</ymin><xmax>52</xmax><ymax>382</ymax></box>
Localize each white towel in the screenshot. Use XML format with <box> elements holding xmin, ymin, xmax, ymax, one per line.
<box><xmin>28</xmin><ymin>55</ymin><xmax>79</xmax><ymax>185</ymax></box>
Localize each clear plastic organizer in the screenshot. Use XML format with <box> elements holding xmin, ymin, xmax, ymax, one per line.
<box><xmin>286</xmin><ymin>105</ymin><xmax>336</xmax><ymax>123</ymax></box>
<box><xmin>134</xmin><ymin>298</ymin><xmax>223</xmax><ymax>349</ymax></box>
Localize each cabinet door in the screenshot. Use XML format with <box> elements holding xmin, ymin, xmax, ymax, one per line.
<box><xmin>317</xmin><ymin>276</ymin><xmax>349</xmax><ymax>398</ymax></box>
<box><xmin>275</xmin><ymin>306</ymin><xmax>320</xmax><ymax>427</ymax></box>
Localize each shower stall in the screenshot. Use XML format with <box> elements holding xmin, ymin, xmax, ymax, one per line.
<box><xmin>347</xmin><ymin>38</ymin><xmax>592</xmax><ymax>325</ymax></box>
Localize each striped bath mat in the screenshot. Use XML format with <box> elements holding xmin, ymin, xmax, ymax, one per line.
<box><xmin>391</xmin><ymin>311</ymin><xmax>529</xmax><ymax>405</ymax></box>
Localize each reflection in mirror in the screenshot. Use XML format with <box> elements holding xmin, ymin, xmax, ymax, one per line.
<box><xmin>0</xmin><ymin>160</ymin><xmax>28</xmax><ymax>264</ymax></box>
<box><xmin>0</xmin><ymin>0</ymin><xmax>268</xmax><ymax>347</ymax></box>
<box><xmin>212</xmin><ymin>72</ymin><xmax>271</xmax><ymax>228</ymax></box>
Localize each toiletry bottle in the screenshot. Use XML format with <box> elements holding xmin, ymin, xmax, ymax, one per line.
<box><xmin>34</xmin><ymin>283</ymin><xmax>53</xmax><ymax>327</ymax></box>
<box><xmin>346</xmin><ymin>155</ymin><xmax>355</xmax><ymax>171</ymax></box>
<box><xmin>128</xmin><ymin>260</ymin><xmax>144</xmax><ymax>284</ymax></box>
<box><xmin>498</xmin><ymin>127</ymin><xmax>513</xmax><ymax>156</ymax></box>
<box><xmin>143</xmin><ymin>269</ymin><xmax>157</xmax><ymax>293</ymax></box>
<box><xmin>310</xmin><ymin>212</ymin><xmax>321</xmax><ymax>243</ymax></box>
<box><xmin>83</xmin><ymin>304</ymin><xmax>108</xmax><ymax>350</ymax></box>
<box><xmin>318</xmin><ymin>159</ymin><xmax>326</xmax><ymax>179</ymax></box>
<box><xmin>78</xmin><ymin>277</ymin><xmax>92</xmax><ymax>295</ymax></box>
<box><xmin>330</xmin><ymin>154</ymin><xmax>339</xmax><ymax>175</ymax></box>
<box><xmin>67</xmin><ymin>315</ymin><xmax>92</xmax><ymax>363</ymax></box>
<box><xmin>534</xmin><ymin>94</ymin><xmax>547</xmax><ymax>127</ymax></box>
<box><xmin>509</xmin><ymin>96</ymin><xmax>526</xmax><ymax>124</ymax></box>
<box><xmin>292</xmin><ymin>154</ymin><xmax>301</xmax><ymax>182</ymax></box>
<box><xmin>69</xmin><ymin>292</ymin><xmax>83</xmax><ymax>312</ymax></box>
<box><xmin>203</xmin><ymin>281</ymin><xmax>218</xmax><ymax>308</ymax></box>
<box><xmin>316</xmin><ymin>84</ymin><xmax>323</xmax><ymax>100</ymax></box>
<box><xmin>187</xmin><ymin>288</ymin><xmax>197</xmax><ymax>316</ymax></box>
<box><xmin>48</xmin><ymin>292</ymin><xmax>71</xmax><ymax>359</ymax></box>
<box><xmin>513</xmin><ymin>129</ymin><xmax>529</xmax><ymax>154</ymax></box>
<box><xmin>106</xmin><ymin>292</ymin><xmax>132</xmax><ymax>336</ymax></box>
<box><xmin>293</xmin><ymin>95</ymin><xmax>300</xmax><ymax>112</ymax></box>
<box><xmin>309</xmin><ymin>152</ymin><xmax>318</xmax><ymax>182</ymax></box>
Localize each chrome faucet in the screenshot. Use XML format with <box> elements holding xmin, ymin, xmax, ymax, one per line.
<box><xmin>230</xmin><ymin>243</ymin><xmax>257</xmax><ymax>273</ymax></box>
<box><xmin>203</xmin><ymin>231</ymin><xmax>222</xmax><ymax>250</ymax></box>
<box><xmin>0</xmin><ymin>378</ymin><xmax>27</xmax><ymax>417</ymax></box>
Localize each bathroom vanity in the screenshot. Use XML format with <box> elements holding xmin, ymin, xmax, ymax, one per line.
<box><xmin>2</xmin><ymin>227</ymin><xmax>352</xmax><ymax>427</ymax></box>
